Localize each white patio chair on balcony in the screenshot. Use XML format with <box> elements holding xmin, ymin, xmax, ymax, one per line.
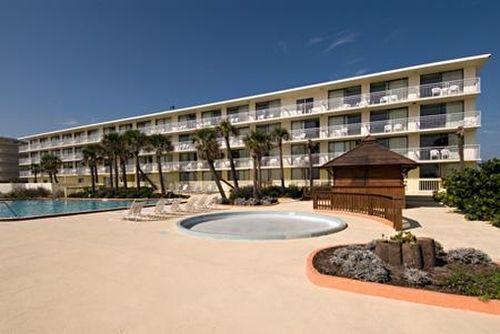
<box><xmin>431</xmin><ymin>87</ymin><xmax>442</xmax><ymax>96</ymax></box>
<box><xmin>311</xmin><ymin>105</ymin><xmax>326</xmax><ymax>114</ymax></box>
<box><xmin>340</xmin><ymin>127</ymin><xmax>349</xmax><ymax>136</ymax></box>
<box><xmin>389</xmin><ymin>94</ymin><xmax>399</xmax><ymax>102</ymax></box>
<box><xmin>379</xmin><ymin>96</ymin><xmax>390</xmax><ymax>103</ymax></box>
<box><xmin>384</xmin><ymin>124</ymin><xmax>392</xmax><ymax>133</ymax></box>
<box><xmin>430</xmin><ymin>149</ymin><xmax>440</xmax><ymax>160</ymax></box>
<box><xmin>440</xmin><ymin>149</ymin><xmax>450</xmax><ymax>160</ymax></box>
<box><xmin>393</xmin><ymin>123</ymin><xmax>404</xmax><ymax>132</ymax></box>
<box><xmin>342</xmin><ymin>103</ymin><xmax>352</xmax><ymax>108</ymax></box>
<box><xmin>449</xmin><ymin>85</ymin><xmax>459</xmax><ymax>94</ymax></box>
<box><xmin>269</xmin><ymin>158</ymin><xmax>278</xmax><ymax>166</ymax></box>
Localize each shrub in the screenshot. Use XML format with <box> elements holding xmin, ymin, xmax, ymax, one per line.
<box><xmin>404</xmin><ymin>268</ymin><xmax>432</xmax><ymax>286</ymax></box>
<box><xmin>1</xmin><ymin>187</ymin><xmax>51</xmax><ymax>199</ymax></box>
<box><xmin>447</xmin><ymin>248</ymin><xmax>492</xmax><ymax>265</ymax></box>
<box><xmin>229</xmin><ymin>185</ymin><xmax>304</xmax><ymax>201</ymax></box>
<box><xmin>69</xmin><ymin>187</ymin><xmax>159</xmax><ymax>199</ymax></box>
<box><xmin>433</xmin><ymin>158</ymin><xmax>499</xmax><ymax>226</ymax></box>
<box><xmin>329</xmin><ymin>247</ymin><xmax>389</xmax><ymax>283</ymax></box>
<box><xmin>389</xmin><ymin>231</ymin><xmax>417</xmax><ymax>244</ymax></box>
<box><xmin>443</xmin><ymin>265</ymin><xmax>500</xmax><ymax>300</ymax></box>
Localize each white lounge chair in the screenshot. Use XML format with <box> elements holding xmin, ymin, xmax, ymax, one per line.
<box><xmin>430</xmin><ymin>149</ymin><xmax>440</xmax><ymax>160</ymax></box>
<box><xmin>123</xmin><ymin>201</ymin><xmax>148</xmax><ymax>222</ymax></box>
<box><xmin>147</xmin><ymin>199</ymin><xmax>176</xmax><ymax>219</ymax></box>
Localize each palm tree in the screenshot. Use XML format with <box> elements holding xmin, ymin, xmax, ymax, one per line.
<box><xmin>244</xmin><ymin>131</ymin><xmax>272</xmax><ymax>198</ymax></box>
<box><xmin>216</xmin><ymin>119</ymin><xmax>239</xmax><ymax>189</ymax></box>
<box><xmin>192</xmin><ymin>128</ymin><xmax>227</xmax><ymax>202</ymax></box>
<box><xmin>115</xmin><ymin>135</ymin><xmax>130</xmax><ymax>189</ymax></box>
<box><xmin>271</xmin><ymin>127</ymin><xmax>289</xmax><ymax>189</ymax></box>
<box><xmin>30</xmin><ymin>164</ymin><xmax>40</xmax><ymax>183</ymax></box>
<box><xmin>82</xmin><ymin>143</ymin><xmax>102</xmax><ymax>193</ymax></box>
<box><xmin>102</xmin><ymin>133</ymin><xmax>122</xmax><ymax>190</ymax></box>
<box><xmin>306</xmin><ymin>139</ymin><xmax>316</xmax><ymax>190</ymax></box>
<box><xmin>40</xmin><ymin>153</ymin><xmax>62</xmax><ymax>184</ymax></box>
<box><xmin>146</xmin><ymin>134</ymin><xmax>173</xmax><ymax>195</ymax></box>
<box><xmin>122</xmin><ymin>130</ymin><xmax>156</xmax><ymax>191</ymax></box>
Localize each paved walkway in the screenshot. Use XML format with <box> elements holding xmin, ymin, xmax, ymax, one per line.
<box><xmin>0</xmin><ymin>200</ymin><xmax>498</xmax><ymax>333</ymax></box>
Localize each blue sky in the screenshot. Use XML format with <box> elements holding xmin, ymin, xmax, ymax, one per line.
<box><xmin>0</xmin><ymin>0</ymin><xmax>499</xmax><ymax>159</ymax></box>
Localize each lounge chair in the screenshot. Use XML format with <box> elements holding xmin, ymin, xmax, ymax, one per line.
<box><xmin>147</xmin><ymin>199</ymin><xmax>177</xmax><ymax>219</ymax></box>
<box><xmin>123</xmin><ymin>201</ymin><xmax>148</xmax><ymax>222</ymax></box>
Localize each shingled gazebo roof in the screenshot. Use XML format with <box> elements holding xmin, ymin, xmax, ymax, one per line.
<box><xmin>321</xmin><ymin>136</ymin><xmax>418</xmax><ymax>170</ymax></box>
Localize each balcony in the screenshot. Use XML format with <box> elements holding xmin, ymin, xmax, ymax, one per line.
<box><xmin>19</xmin><ymin>170</ymin><xmax>31</xmax><ymax>178</ymax></box>
<box><xmin>394</xmin><ymin>145</ymin><xmax>480</xmax><ymax>162</ymax></box>
<box><xmin>19</xmin><ymin>158</ymin><xmax>32</xmax><ymax>165</ymax></box>
<box><xmin>173</xmin><ymin>141</ymin><xmax>196</xmax><ymax>151</ymax></box>
<box><xmin>289</xmin><ymin>127</ymin><xmax>321</xmax><ymax>141</ymax></box>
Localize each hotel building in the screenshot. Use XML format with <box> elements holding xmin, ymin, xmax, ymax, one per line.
<box><xmin>17</xmin><ymin>54</ymin><xmax>489</xmax><ymax>195</ymax></box>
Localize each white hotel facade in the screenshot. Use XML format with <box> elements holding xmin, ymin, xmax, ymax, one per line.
<box><xmin>18</xmin><ymin>54</ymin><xmax>489</xmax><ymax>195</ymax></box>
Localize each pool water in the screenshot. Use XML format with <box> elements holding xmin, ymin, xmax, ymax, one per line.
<box><xmin>0</xmin><ymin>199</ymin><xmax>147</xmax><ymax>219</ymax></box>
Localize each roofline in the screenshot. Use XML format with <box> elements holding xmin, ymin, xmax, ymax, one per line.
<box><xmin>18</xmin><ymin>53</ymin><xmax>491</xmax><ymax>140</ymax></box>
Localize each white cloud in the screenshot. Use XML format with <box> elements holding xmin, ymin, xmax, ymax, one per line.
<box><xmin>60</xmin><ymin>120</ymin><xmax>79</xmax><ymax>127</ymax></box>
<box><xmin>324</xmin><ymin>32</ymin><xmax>358</xmax><ymax>53</ymax></box>
<box><xmin>355</xmin><ymin>68</ymin><xmax>369</xmax><ymax>75</ymax></box>
<box><xmin>307</xmin><ymin>36</ymin><xmax>327</xmax><ymax>46</ymax></box>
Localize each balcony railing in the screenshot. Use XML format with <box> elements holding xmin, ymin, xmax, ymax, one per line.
<box><xmin>20</xmin><ymin>78</ymin><xmax>481</xmax><ymax>150</ymax></box>
<box><xmin>394</xmin><ymin>144</ymin><xmax>480</xmax><ymax>162</ymax></box>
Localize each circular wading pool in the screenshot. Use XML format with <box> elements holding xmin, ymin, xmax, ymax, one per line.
<box><xmin>177</xmin><ymin>211</ymin><xmax>347</xmax><ymax>240</ymax></box>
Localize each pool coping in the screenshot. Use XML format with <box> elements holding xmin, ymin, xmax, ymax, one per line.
<box><xmin>306</xmin><ymin>247</ymin><xmax>500</xmax><ymax>315</ymax></box>
<box><xmin>177</xmin><ymin>211</ymin><xmax>348</xmax><ymax>240</ymax></box>
<box><xmin>0</xmin><ymin>200</ymin><xmax>156</xmax><ymax>221</ymax></box>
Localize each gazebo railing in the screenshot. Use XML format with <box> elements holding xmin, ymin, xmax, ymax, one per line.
<box><xmin>312</xmin><ymin>191</ymin><xmax>403</xmax><ymax>230</ymax></box>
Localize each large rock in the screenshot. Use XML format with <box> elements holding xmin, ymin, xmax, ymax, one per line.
<box><xmin>417</xmin><ymin>238</ymin><xmax>436</xmax><ymax>270</ymax></box>
<box><xmin>402</xmin><ymin>243</ymin><xmax>423</xmax><ymax>269</ymax></box>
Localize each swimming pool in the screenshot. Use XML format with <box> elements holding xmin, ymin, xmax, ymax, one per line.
<box><xmin>0</xmin><ymin>199</ymin><xmax>150</xmax><ymax>220</ymax></box>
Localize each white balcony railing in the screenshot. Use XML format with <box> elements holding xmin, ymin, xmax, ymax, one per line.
<box><xmin>20</xmin><ymin>78</ymin><xmax>481</xmax><ymax>150</ymax></box>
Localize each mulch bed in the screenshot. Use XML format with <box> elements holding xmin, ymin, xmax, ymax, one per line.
<box><xmin>313</xmin><ymin>245</ymin><xmax>500</xmax><ymax>298</ymax></box>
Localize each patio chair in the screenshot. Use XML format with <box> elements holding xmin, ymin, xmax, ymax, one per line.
<box><xmin>147</xmin><ymin>199</ymin><xmax>177</xmax><ymax>219</ymax></box>
<box><xmin>431</xmin><ymin>87</ymin><xmax>442</xmax><ymax>96</ymax></box>
<box><xmin>440</xmin><ymin>148</ymin><xmax>451</xmax><ymax>160</ymax></box>
<box><xmin>123</xmin><ymin>201</ymin><xmax>148</xmax><ymax>222</ymax></box>
<box><xmin>430</xmin><ymin>149</ymin><xmax>440</xmax><ymax>160</ymax></box>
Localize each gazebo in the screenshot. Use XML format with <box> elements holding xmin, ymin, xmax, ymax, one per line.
<box><xmin>314</xmin><ymin>136</ymin><xmax>418</xmax><ymax>230</ymax></box>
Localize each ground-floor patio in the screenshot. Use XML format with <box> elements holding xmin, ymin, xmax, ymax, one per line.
<box><xmin>0</xmin><ymin>200</ymin><xmax>498</xmax><ymax>333</ymax></box>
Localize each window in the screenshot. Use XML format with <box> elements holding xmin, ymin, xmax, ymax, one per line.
<box><xmin>296</xmin><ymin>98</ymin><xmax>314</xmax><ymax>114</ymax></box>
<box><xmin>377</xmin><ymin>136</ymin><xmax>408</xmax><ymax>152</ymax></box>
<box><xmin>118</xmin><ymin>124</ymin><xmax>132</xmax><ymax>132</ymax></box>
<box><xmin>291</xmin><ymin>168</ymin><xmax>320</xmax><ymax>180</ymax></box>
<box><xmin>178</xmin><ymin>113</ymin><xmax>196</xmax><ymax>122</ymax></box>
<box><xmin>369</xmin><ymin>108</ymin><xmax>408</xmax><ymax>133</ymax></box>
<box><xmin>261</xmin><ymin>169</ymin><xmax>281</xmax><ymax>181</ymax></box>
<box><xmin>178</xmin><ymin>113</ymin><xmax>196</xmax><ymax>128</ymax></box>
<box><xmin>255</xmin><ymin>99</ymin><xmax>281</xmax><ymax>118</ymax></box>
<box><xmin>328</xmin><ymin>114</ymin><xmax>361</xmax><ymax>136</ymax></box>
<box><xmin>202</xmin><ymin>171</ymin><xmax>222</xmax><ymax>181</ymax></box>
<box><xmin>227</xmin><ymin>105</ymin><xmax>249</xmax><ymax>115</ymax></box>
<box><xmin>180</xmin><ymin>172</ymin><xmax>198</xmax><ymax>181</ymax></box>
<box><xmin>291</xmin><ymin>144</ymin><xmax>306</xmax><ymax>155</ymax></box>
<box><xmin>178</xmin><ymin>134</ymin><xmax>192</xmax><ymax>142</ymax></box>
<box><xmin>78</xmin><ymin>178</ymin><xmax>84</xmax><ymax>183</ymax></box>
<box><xmin>256</xmin><ymin>123</ymin><xmax>280</xmax><ymax>134</ymax></box>
<box><xmin>137</xmin><ymin>121</ymin><xmax>151</xmax><ymax>129</ymax></box>
<box><xmin>420</xmin><ymin>102</ymin><xmax>464</xmax><ymax>129</ymax></box>
<box><xmin>62</xmin><ymin>148</ymin><xmax>73</xmax><ymax>155</ymax></box>
<box><xmin>420</xmin><ymin>70</ymin><xmax>463</xmax><ymax>97</ymax></box>
<box><xmin>419</xmin><ymin>164</ymin><xmax>440</xmax><ymax>178</ymax></box>
<box><xmin>231</xmin><ymin>149</ymin><xmax>249</xmax><ymax>159</ymax></box>
<box><xmin>227</xmin><ymin>105</ymin><xmax>249</xmax><ymax>122</ymax></box>
<box><xmin>420</xmin><ymin>133</ymin><xmax>457</xmax><ymax>148</ymax></box>
<box><xmin>104</xmin><ymin>127</ymin><xmax>115</xmax><ymax>134</ymax></box>
<box><xmin>156</xmin><ymin>118</ymin><xmax>172</xmax><ymax>131</ymax></box>
<box><xmin>236</xmin><ymin>126</ymin><xmax>250</xmax><ymax>137</ymax></box>
<box><xmin>291</xmin><ymin>118</ymin><xmax>320</xmax><ymax>139</ymax></box>
<box><xmin>179</xmin><ymin>152</ymin><xmax>197</xmax><ymax>161</ymax></box>
<box><xmin>328</xmin><ymin>86</ymin><xmax>361</xmax><ymax>109</ymax></box>
<box><xmin>328</xmin><ymin>140</ymin><xmax>359</xmax><ymax>155</ymax></box>
<box><xmin>370</xmin><ymin>78</ymin><xmax>408</xmax><ymax>104</ymax></box>
<box><xmin>229</xmin><ymin>169</ymin><xmax>250</xmax><ymax>180</ymax></box>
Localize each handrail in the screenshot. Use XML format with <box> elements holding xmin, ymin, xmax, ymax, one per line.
<box><xmin>0</xmin><ymin>201</ymin><xmax>18</xmax><ymax>217</ymax></box>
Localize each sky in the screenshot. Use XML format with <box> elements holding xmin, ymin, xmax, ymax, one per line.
<box><xmin>0</xmin><ymin>0</ymin><xmax>499</xmax><ymax>159</ymax></box>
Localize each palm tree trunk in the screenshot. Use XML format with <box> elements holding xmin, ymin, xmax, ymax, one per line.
<box><xmin>54</xmin><ymin>172</ymin><xmax>59</xmax><ymax>184</ymax></box>
<box><xmin>113</xmin><ymin>155</ymin><xmax>119</xmax><ymax>189</ymax></box>
<box><xmin>278</xmin><ymin>141</ymin><xmax>285</xmax><ymax>189</ymax></box>
<box><xmin>34</xmin><ymin>171</ymin><xmax>38</xmax><ymax>183</ymax></box>
<box><xmin>225</xmin><ymin>137</ymin><xmax>239</xmax><ymax>189</ymax></box>
<box><xmin>121</xmin><ymin>158</ymin><xmax>128</xmax><ymax>189</ymax></box>
<box><xmin>208</xmin><ymin>160</ymin><xmax>227</xmax><ymax>202</ymax></box>
<box><xmin>157</xmin><ymin>154</ymin><xmax>165</xmax><ymax>195</ymax></box>
<box><xmin>94</xmin><ymin>164</ymin><xmax>99</xmax><ymax>184</ymax></box>
<box><xmin>257</xmin><ymin>158</ymin><xmax>262</xmax><ymax>192</ymax></box>
<box><xmin>457</xmin><ymin>126</ymin><xmax>465</xmax><ymax>172</ymax></box>
<box><xmin>135</xmin><ymin>154</ymin><xmax>141</xmax><ymax>190</ymax></box>
<box><xmin>49</xmin><ymin>172</ymin><xmax>53</xmax><ymax>184</ymax></box>
<box><xmin>90</xmin><ymin>164</ymin><xmax>96</xmax><ymax>193</ymax></box>
<box><xmin>252</xmin><ymin>156</ymin><xmax>258</xmax><ymax>199</ymax></box>
<box><xmin>108</xmin><ymin>161</ymin><xmax>114</xmax><ymax>190</ymax></box>
<box><xmin>308</xmin><ymin>145</ymin><xmax>313</xmax><ymax>190</ymax></box>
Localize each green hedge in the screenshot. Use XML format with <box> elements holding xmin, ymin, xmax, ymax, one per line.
<box><xmin>433</xmin><ymin>158</ymin><xmax>499</xmax><ymax>227</ymax></box>
<box><xmin>69</xmin><ymin>187</ymin><xmax>187</xmax><ymax>199</ymax></box>
<box><xmin>229</xmin><ymin>185</ymin><xmax>303</xmax><ymax>201</ymax></box>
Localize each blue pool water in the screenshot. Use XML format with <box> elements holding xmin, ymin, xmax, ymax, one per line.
<box><xmin>0</xmin><ymin>199</ymin><xmax>147</xmax><ymax>219</ymax></box>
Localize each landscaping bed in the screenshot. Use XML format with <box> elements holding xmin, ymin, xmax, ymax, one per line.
<box><xmin>312</xmin><ymin>233</ymin><xmax>500</xmax><ymax>301</ymax></box>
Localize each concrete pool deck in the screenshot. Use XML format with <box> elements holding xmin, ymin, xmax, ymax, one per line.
<box><xmin>0</xmin><ymin>199</ymin><xmax>499</xmax><ymax>333</ymax></box>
